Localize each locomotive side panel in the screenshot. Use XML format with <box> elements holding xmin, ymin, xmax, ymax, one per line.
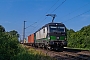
<box><xmin>36</xmin><ymin>31</ymin><xmax>40</xmax><ymax>39</ymax></box>
<box><xmin>40</xmin><ymin>27</ymin><xmax>48</xmax><ymax>39</ymax></box>
<box><xmin>35</xmin><ymin>26</ymin><xmax>48</xmax><ymax>44</ymax></box>
<box><xmin>36</xmin><ymin>27</ymin><xmax>48</xmax><ymax>40</ymax></box>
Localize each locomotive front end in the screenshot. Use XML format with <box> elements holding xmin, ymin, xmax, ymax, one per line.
<box><xmin>48</xmin><ymin>23</ymin><xmax>67</xmax><ymax>50</ymax></box>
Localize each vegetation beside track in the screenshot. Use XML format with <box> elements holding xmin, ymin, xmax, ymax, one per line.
<box><xmin>13</xmin><ymin>44</ymin><xmax>55</xmax><ymax>60</ymax></box>
<box><xmin>67</xmin><ymin>25</ymin><xmax>90</xmax><ymax>50</ymax></box>
<box><xmin>0</xmin><ymin>25</ymin><xmax>55</xmax><ymax>60</ymax></box>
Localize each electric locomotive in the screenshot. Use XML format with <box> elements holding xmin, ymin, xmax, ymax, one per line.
<box><xmin>34</xmin><ymin>22</ymin><xmax>67</xmax><ymax>50</ymax></box>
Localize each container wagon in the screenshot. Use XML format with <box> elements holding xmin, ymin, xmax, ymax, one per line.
<box><xmin>27</xmin><ymin>34</ymin><xmax>34</xmax><ymax>46</ymax></box>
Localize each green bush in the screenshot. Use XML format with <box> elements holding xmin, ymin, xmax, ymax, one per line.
<box><xmin>67</xmin><ymin>25</ymin><xmax>90</xmax><ymax>50</ymax></box>
<box><xmin>0</xmin><ymin>32</ymin><xmax>20</xmax><ymax>60</ymax></box>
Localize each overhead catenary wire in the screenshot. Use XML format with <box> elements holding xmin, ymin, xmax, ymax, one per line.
<box><xmin>25</xmin><ymin>22</ymin><xmax>37</xmax><ymax>29</ymax></box>
<box><xmin>63</xmin><ymin>9</ymin><xmax>90</xmax><ymax>23</ymax></box>
<box><xmin>45</xmin><ymin>0</ymin><xmax>60</xmax><ymax>14</ymax></box>
<box><xmin>61</xmin><ymin>2</ymin><xmax>90</xmax><ymax>20</ymax></box>
<box><xmin>51</xmin><ymin>0</ymin><xmax>67</xmax><ymax>13</ymax></box>
<box><xmin>28</xmin><ymin>17</ymin><xmax>47</xmax><ymax>34</ymax></box>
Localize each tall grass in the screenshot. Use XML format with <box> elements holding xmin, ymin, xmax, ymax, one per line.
<box><xmin>11</xmin><ymin>44</ymin><xmax>55</xmax><ymax>60</ymax></box>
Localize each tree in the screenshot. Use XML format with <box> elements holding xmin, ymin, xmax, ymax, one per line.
<box><xmin>9</xmin><ymin>30</ymin><xmax>19</xmax><ymax>38</ymax></box>
<box><xmin>67</xmin><ymin>25</ymin><xmax>90</xmax><ymax>49</ymax></box>
<box><xmin>0</xmin><ymin>32</ymin><xmax>20</xmax><ymax>60</ymax></box>
<box><xmin>0</xmin><ymin>25</ymin><xmax>5</xmax><ymax>32</ymax></box>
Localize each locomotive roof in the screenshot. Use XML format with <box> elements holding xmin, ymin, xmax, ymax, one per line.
<box><xmin>45</xmin><ymin>22</ymin><xmax>65</xmax><ymax>26</ymax></box>
<box><xmin>35</xmin><ymin>22</ymin><xmax>65</xmax><ymax>33</ymax></box>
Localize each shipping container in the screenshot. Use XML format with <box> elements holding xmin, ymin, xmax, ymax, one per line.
<box><xmin>28</xmin><ymin>34</ymin><xmax>34</xmax><ymax>44</ymax></box>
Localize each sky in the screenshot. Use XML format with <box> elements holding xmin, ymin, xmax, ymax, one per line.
<box><xmin>0</xmin><ymin>0</ymin><xmax>90</xmax><ymax>39</ymax></box>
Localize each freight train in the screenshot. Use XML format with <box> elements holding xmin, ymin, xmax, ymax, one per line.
<box><xmin>26</xmin><ymin>22</ymin><xmax>67</xmax><ymax>50</ymax></box>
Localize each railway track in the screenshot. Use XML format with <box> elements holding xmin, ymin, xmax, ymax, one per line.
<box><xmin>24</xmin><ymin>45</ymin><xmax>90</xmax><ymax>60</ymax></box>
<box><xmin>29</xmin><ymin>46</ymin><xmax>90</xmax><ymax>60</ymax></box>
<box><xmin>51</xmin><ymin>50</ymin><xmax>90</xmax><ymax>60</ymax></box>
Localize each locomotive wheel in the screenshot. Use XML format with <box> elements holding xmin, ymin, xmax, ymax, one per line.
<box><xmin>42</xmin><ymin>45</ymin><xmax>45</xmax><ymax>49</ymax></box>
<box><xmin>47</xmin><ymin>46</ymin><xmax>52</xmax><ymax>50</ymax></box>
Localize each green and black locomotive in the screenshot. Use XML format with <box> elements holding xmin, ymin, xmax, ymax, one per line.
<box><xmin>34</xmin><ymin>22</ymin><xmax>67</xmax><ymax>50</ymax></box>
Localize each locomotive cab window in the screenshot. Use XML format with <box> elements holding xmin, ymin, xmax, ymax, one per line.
<box><xmin>50</xmin><ymin>26</ymin><xmax>57</xmax><ymax>32</ymax></box>
<box><xmin>49</xmin><ymin>26</ymin><xmax>65</xmax><ymax>32</ymax></box>
<box><xmin>43</xmin><ymin>28</ymin><xmax>45</xmax><ymax>33</ymax></box>
<box><xmin>58</xmin><ymin>27</ymin><xmax>65</xmax><ymax>32</ymax></box>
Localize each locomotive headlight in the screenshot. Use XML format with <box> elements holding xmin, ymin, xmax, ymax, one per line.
<box><xmin>57</xmin><ymin>37</ymin><xmax>59</xmax><ymax>39</ymax></box>
<box><xmin>48</xmin><ymin>37</ymin><xmax>50</xmax><ymax>40</ymax></box>
<box><xmin>65</xmin><ymin>37</ymin><xmax>67</xmax><ymax>40</ymax></box>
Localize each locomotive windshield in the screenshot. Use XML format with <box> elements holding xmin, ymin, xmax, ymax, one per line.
<box><xmin>50</xmin><ymin>26</ymin><xmax>65</xmax><ymax>32</ymax></box>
